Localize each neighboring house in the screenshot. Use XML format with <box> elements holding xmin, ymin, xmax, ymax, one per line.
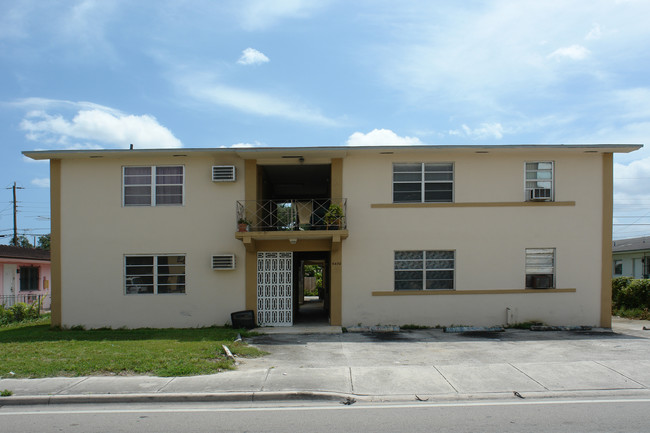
<box><xmin>612</xmin><ymin>236</ymin><xmax>650</xmax><ymax>279</ymax></box>
<box><xmin>0</xmin><ymin>245</ymin><xmax>51</xmax><ymax>309</ymax></box>
<box><xmin>24</xmin><ymin>144</ymin><xmax>640</xmax><ymax>329</ymax></box>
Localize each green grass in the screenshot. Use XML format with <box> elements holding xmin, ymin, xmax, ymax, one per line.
<box><xmin>613</xmin><ymin>307</ymin><xmax>650</xmax><ymax>320</ymax></box>
<box><xmin>0</xmin><ymin>317</ymin><xmax>265</xmax><ymax>378</ymax></box>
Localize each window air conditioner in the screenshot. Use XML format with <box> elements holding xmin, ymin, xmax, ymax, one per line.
<box><xmin>530</xmin><ymin>188</ymin><xmax>552</xmax><ymax>201</ymax></box>
<box><xmin>531</xmin><ymin>274</ymin><xmax>552</xmax><ymax>289</ymax></box>
<box><xmin>212</xmin><ymin>255</ymin><xmax>235</xmax><ymax>270</ymax></box>
<box><xmin>212</xmin><ymin>166</ymin><xmax>236</xmax><ymax>182</ymax></box>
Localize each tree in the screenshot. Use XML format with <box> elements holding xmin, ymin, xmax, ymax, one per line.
<box><xmin>10</xmin><ymin>235</ymin><xmax>33</xmax><ymax>248</ymax></box>
<box><xmin>37</xmin><ymin>234</ymin><xmax>50</xmax><ymax>250</ymax></box>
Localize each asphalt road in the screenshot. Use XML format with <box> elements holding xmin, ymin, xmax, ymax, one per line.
<box><xmin>2</xmin><ymin>397</ymin><xmax>650</xmax><ymax>433</ymax></box>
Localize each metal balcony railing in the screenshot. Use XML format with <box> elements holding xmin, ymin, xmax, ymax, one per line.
<box><xmin>236</xmin><ymin>198</ymin><xmax>347</xmax><ymax>232</ymax></box>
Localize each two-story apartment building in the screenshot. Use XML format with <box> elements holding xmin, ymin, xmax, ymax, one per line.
<box><xmin>24</xmin><ymin>144</ymin><xmax>641</xmax><ymax>329</ymax></box>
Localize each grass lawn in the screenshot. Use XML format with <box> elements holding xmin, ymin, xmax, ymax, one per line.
<box><xmin>0</xmin><ymin>317</ymin><xmax>265</xmax><ymax>378</ymax></box>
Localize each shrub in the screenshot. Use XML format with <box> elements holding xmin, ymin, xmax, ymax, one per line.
<box><xmin>612</xmin><ymin>276</ymin><xmax>633</xmax><ymax>308</ymax></box>
<box><xmin>621</xmin><ymin>279</ymin><xmax>650</xmax><ymax>309</ymax></box>
<box><xmin>0</xmin><ymin>301</ymin><xmax>41</xmax><ymax>326</ymax></box>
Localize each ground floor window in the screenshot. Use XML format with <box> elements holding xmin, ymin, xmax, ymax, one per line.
<box><xmin>614</xmin><ymin>259</ymin><xmax>623</xmax><ymax>276</ymax></box>
<box><xmin>525</xmin><ymin>248</ymin><xmax>555</xmax><ymax>289</ymax></box>
<box><xmin>125</xmin><ymin>255</ymin><xmax>186</xmax><ymax>294</ymax></box>
<box><xmin>395</xmin><ymin>250</ymin><xmax>455</xmax><ymax>290</ymax></box>
<box><xmin>19</xmin><ymin>266</ymin><xmax>39</xmax><ymax>291</ymax></box>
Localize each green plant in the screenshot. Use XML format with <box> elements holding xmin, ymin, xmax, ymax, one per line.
<box><xmin>507</xmin><ymin>321</ymin><xmax>544</xmax><ymax>329</ymax></box>
<box><xmin>0</xmin><ymin>389</ymin><xmax>12</xmax><ymax>397</ymax></box>
<box><xmin>324</xmin><ymin>203</ymin><xmax>344</xmax><ymax>226</ymax></box>
<box><xmin>612</xmin><ymin>276</ymin><xmax>634</xmax><ymax>308</ymax></box>
<box><xmin>237</xmin><ymin>218</ymin><xmax>251</xmax><ymax>225</ymax></box>
<box><xmin>400</xmin><ymin>324</ymin><xmax>432</xmax><ymax>330</ymax></box>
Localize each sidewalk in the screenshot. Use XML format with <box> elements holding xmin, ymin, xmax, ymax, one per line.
<box><xmin>1</xmin><ymin>318</ymin><xmax>650</xmax><ymax>405</ymax></box>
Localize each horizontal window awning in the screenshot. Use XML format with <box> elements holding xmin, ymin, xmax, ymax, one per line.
<box><xmin>235</xmin><ymin>229</ymin><xmax>348</xmax><ymax>247</ymax></box>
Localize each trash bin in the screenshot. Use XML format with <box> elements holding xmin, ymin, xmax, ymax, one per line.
<box><xmin>231</xmin><ymin>310</ymin><xmax>256</xmax><ymax>329</ymax></box>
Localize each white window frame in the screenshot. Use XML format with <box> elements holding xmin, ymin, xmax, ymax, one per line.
<box><xmin>524</xmin><ymin>161</ymin><xmax>554</xmax><ymax>201</ymax></box>
<box><xmin>525</xmin><ymin>248</ymin><xmax>555</xmax><ymax>289</ymax></box>
<box><xmin>122</xmin><ymin>165</ymin><xmax>185</xmax><ymax>207</ymax></box>
<box><xmin>394</xmin><ymin>250</ymin><xmax>455</xmax><ymax>291</ymax></box>
<box><xmin>124</xmin><ymin>254</ymin><xmax>186</xmax><ymax>295</ymax></box>
<box><xmin>393</xmin><ymin>163</ymin><xmax>454</xmax><ymax>203</ymax></box>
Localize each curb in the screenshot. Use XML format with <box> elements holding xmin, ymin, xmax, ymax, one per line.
<box><xmin>0</xmin><ymin>391</ymin><xmax>352</xmax><ymax>406</ymax></box>
<box><xmin>2</xmin><ymin>388</ymin><xmax>650</xmax><ymax>407</ymax></box>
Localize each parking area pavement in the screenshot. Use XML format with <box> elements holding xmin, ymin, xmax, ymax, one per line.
<box><xmin>1</xmin><ymin>317</ymin><xmax>649</xmax><ymax>404</ymax></box>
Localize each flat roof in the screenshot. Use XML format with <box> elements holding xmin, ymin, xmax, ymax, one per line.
<box><xmin>23</xmin><ymin>144</ymin><xmax>643</xmax><ymax>160</ymax></box>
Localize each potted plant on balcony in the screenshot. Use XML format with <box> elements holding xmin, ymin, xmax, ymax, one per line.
<box><xmin>238</xmin><ymin>218</ymin><xmax>251</xmax><ymax>232</ymax></box>
<box><xmin>324</xmin><ymin>203</ymin><xmax>344</xmax><ymax>230</ymax></box>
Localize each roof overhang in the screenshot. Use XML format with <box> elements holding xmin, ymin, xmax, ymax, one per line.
<box><xmin>22</xmin><ymin>144</ymin><xmax>643</xmax><ymax>161</ymax></box>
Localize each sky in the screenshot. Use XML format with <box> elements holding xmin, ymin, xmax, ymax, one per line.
<box><xmin>1</xmin><ymin>0</ymin><xmax>650</xmax><ymax>244</ymax></box>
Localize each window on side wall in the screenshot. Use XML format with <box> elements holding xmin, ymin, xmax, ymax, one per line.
<box><xmin>123</xmin><ymin>166</ymin><xmax>184</xmax><ymax>206</ymax></box>
<box><xmin>395</xmin><ymin>250</ymin><xmax>455</xmax><ymax>290</ymax></box>
<box><xmin>614</xmin><ymin>260</ymin><xmax>623</xmax><ymax>275</ymax></box>
<box><xmin>125</xmin><ymin>255</ymin><xmax>186</xmax><ymax>294</ymax></box>
<box><xmin>525</xmin><ymin>248</ymin><xmax>555</xmax><ymax>289</ymax></box>
<box><xmin>393</xmin><ymin>163</ymin><xmax>453</xmax><ymax>203</ymax></box>
<box><xmin>525</xmin><ymin>162</ymin><xmax>553</xmax><ymax>201</ymax></box>
<box><xmin>19</xmin><ymin>266</ymin><xmax>39</xmax><ymax>291</ymax></box>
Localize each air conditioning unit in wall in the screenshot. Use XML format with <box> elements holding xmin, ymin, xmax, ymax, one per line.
<box><xmin>212</xmin><ymin>255</ymin><xmax>236</xmax><ymax>270</ymax></box>
<box><xmin>530</xmin><ymin>188</ymin><xmax>552</xmax><ymax>201</ymax></box>
<box><xmin>530</xmin><ymin>274</ymin><xmax>553</xmax><ymax>289</ymax></box>
<box><xmin>212</xmin><ymin>166</ymin><xmax>236</xmax><ymax>182</ymax></box>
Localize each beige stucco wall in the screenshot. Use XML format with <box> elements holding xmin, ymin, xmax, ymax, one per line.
<box><xmin>55</xmin><ymin>147</ymin><xmax>611</xmax><ymax>328</ymax></box>
<box><xmin>58</xmin><ymin>155</ymin><xmax>246</xmax><ymax>328</ymax></box>
<box><xmin>341</xmin><ymin>150</ymin><xmax>605</xmax><ymax>327</ymax></box>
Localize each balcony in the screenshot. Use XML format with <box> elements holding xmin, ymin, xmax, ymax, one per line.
<box><xmin>235</xmin><ymin>198</ymin><xmax>348</xmax><ymax>245</ymax></box>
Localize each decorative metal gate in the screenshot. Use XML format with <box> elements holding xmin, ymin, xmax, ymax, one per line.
<box><xmin>257</xmin><ymin>252</ymin><xmax>293</xmax><ymax>326</ymax></box>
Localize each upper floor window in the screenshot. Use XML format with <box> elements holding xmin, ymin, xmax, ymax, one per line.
<box><xmin>123</xmin><ymin>166</ymin><xmax>184</xmax><ymax>206</ymax></box>
<box><xmin>525</xmin><ymin>162</ymin><xmax>553</xmax><ymax>201</ymax></box>
<box><xmin>393</xmin><ymin>163</ymin><xmax>454</xmax><ymax>203</ymax></box>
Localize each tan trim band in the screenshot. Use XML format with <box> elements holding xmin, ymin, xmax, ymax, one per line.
<box><xmin>50</xmin><ymin>159</ymin><xmax>62</xmax><ymax>327</ymax></box>
<box><xmin>372</xmin><ymin>288</ymin><xmax>576</xmax><ymax>296</ymax></box>
<box><xmin>601</xmin><ymin>153</ymin><xmax>613</xmax><ymax>327</ymax></box>
<box><xmin>371</xmin><ymin>201</ymin><xmax>576</xmax><ymax>208</ymax></box>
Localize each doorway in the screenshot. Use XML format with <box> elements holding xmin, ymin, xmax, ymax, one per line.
<box><xmin>294</xmin><ymin>251</ymin><xmax>330</xmax><ymax>325</ymax></box>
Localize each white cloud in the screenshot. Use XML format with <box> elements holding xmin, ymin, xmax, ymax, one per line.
<box><xmin>346</xmin><ymin>129</ymin><xmax>422</xmax><ymax>146</ymax></box>
<box><xmin>16</xmin><ymin>99</ymin><xmax>182</xmax><ymax>149</ymax></box>
<box><xmin>585</xmin><ymin>23</ymin><xmax>602</xmax><ymax>40</ymax></box>
<box><xmin>449</xmin><ymin>123</ymin><xmax>504</xmax><ymax>140</ymax></box>
<box><xmin>237</xmin><ymin>48</ymin><xmax>269</xmax><ymax>65</ymax></box>
<box><xmin>239</xmin><ymin>0</ymin><xmax>327</xmax><ymax>30</ymax></box>
<box><xmin>31</xmin><ymin>178</ymin><xmax>50</xmax><ymax>188</ymax></box>
<box><xmin>180</xmin><ymin>76</ymin><xmax>339</xmax><ymax>125</ymax></box>
<box><xmin>230</xmin><ymin>141</ymin><xmax>264</xmax><ymax>148</ymax></box>
<box><xmin>548</xmin><ymin>44</ymin><xmax>591</xmax><ymax>60</ymax></box>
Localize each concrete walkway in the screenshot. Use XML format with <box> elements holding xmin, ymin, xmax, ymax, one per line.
<box><xmin>1</xmin><ymin>317</ymin><xmax>650</xmax><ymax>405</ymax></box>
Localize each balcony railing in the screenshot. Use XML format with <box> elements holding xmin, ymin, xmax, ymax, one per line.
<box><xmin>236</xmin><ymin>198</ymin><xmax>347</xmax><ymax>231</ymax></box>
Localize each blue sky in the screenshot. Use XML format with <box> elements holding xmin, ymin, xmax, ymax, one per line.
<box><xmin>1</xmin><ymin>0</ymin><xmax>650</xmax><ymax>243</ymax></box>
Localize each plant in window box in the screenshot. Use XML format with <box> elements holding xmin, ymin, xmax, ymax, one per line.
<box><xmin>237</xmin><ymin>218</ymin><xmax>251</xmax><ymax>232</ymax></box>
<box><xmin>324</xmin><ymin>204</ymin><xmax>344</xmax><ymax>230</ymax></box>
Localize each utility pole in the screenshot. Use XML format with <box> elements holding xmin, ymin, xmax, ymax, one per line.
<box><xmin>8</xmin><ymin>182</ymin><xmax>24</xmax><ymax>246</ymax></box>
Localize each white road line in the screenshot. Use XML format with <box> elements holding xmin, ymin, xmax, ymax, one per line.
<box><xmin>2</xmin><ymin>398</ymin><xmax>650</xmax><ymax>416</ymax></box>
